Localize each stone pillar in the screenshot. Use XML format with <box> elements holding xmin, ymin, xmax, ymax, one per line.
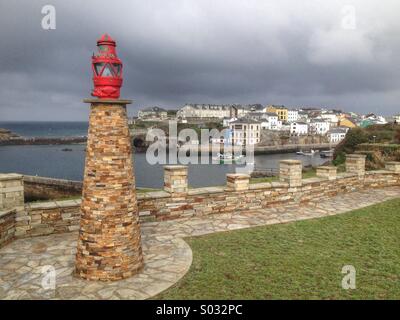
<box><xmin>75</xmin><ymin>99</ymin><xmax>143</xmax><ymax>281</ymax></box>
<box><xmin>164</xmin><ymin>165</ymin><xmax>188</xmax><ymax>195</ymax></box>
<box><xmin>385</xmin><ymin>161</ymin><xmax>400</xmax><ymax>173</ymax></box>
<box><xmin>279</xmin><ymin>160</ymin><xmax>302</xmax><ymax>187</ymax></box>
<box><xmin>316</xmin><ymin>166</ymin><xmax>337</xmax><ymax>180</ymax></box>
<box><xmin>0</xmin><ymin>173</ymin><xmax>24</xmax><ymax>210</ymax></box>
<box><xmin>226</xmin><ymin>173</ymin><xmax>250</xmax><ymax>191</ymax></box>
<box><xmin>0</xmin><ymin>174</ymin><xmax>23</xmax><ymax>246</ymax></box>
<box><xmin>345</xmin><ymin>154</ymin><xmax>366</xmax><ymax>176</ymax></box>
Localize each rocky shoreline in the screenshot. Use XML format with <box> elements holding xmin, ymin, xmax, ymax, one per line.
<box><xmin>0</xmin><ymin>128</ymin><xmax>87</xmax><ymax>145</ymax></box>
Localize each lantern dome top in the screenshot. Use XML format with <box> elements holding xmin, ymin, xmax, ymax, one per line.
<box><xmin>97</xmin><ymin>33</ymin><xmax>116</xmax><ymax>46</ymax></box>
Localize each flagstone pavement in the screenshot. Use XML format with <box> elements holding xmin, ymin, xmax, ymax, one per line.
<box><xmin>1</xmin><ymin>186</ymin><xmax>399</xmax><ymax>300</ymax></box>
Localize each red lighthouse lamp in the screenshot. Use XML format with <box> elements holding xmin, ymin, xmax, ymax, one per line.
<box><xmin>91</xmin><ymin>34</ymin><xmax>123</xmax><ymax>99</ymax></box>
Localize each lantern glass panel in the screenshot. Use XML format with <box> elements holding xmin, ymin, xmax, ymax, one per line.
<box><xmin>94</xmin><ymin>63</ymin><xmax>104</xmax><ymax>75</ymax></box>
<box><xmin>102</xmin><ymin>64</ymin><xmax>114</xmax><ymax>77</ymax></box>
<box><xmin>113</xmin><ymin>63</ymin><xmax>121</xmax><ymax>76</ymax></box>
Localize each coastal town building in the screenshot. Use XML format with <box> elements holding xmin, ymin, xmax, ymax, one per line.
<box><xmin>138</xmin><ymin>106</ymin><xmax>168</xmax><ymax>120</ymax></box>
<box><xmin>309</xmin><ymin>119</ymin><xmax>330</xmax><ymax>135</ymax></box>
<box><xmin>177</xmin><ymin>104</ymin><xmax>234</xmax><ymax>119</ymax></box>
<box><xmin>339</xmin><ymin>116</ymin><xmax>358</xmax><ymax>128</ymax></box>
<box><xmin>266</xmin><ymin>105</ymin><xmax>288</xmax><ymax>122</ymax></box>
<box><xmin>229</xmin><ymin>118</ymin><xmax>261</xmax><ymax>146</ymax></box>
<box><xmin>320</xmin><ymin>112</ymin><xmax>339</xmax><ymax>126</ymax></box>
<box><xmin>260</xmin><ymin>113</ymin><xmax>282</xmax><ymax>130</ymax></box>
<box><xmin>360</xmin><ymin>114</ymin><xmax>388</xmax><ymax>127</ymax></box>
<box><xmin>287</xmin><ymin>109</ymin><xmax>299</xmax><ymax>123</ymax></box>
<box><xmin>327</xmin><ymin>127</ymin><xmax>349</xmax><ymax>143</ymax></box>
<box><xmin>290</xmin><ymin>122</ymin><xmax>308</xmax><ymax>136</ymax></box>
<box><xmin>393</xmin><ymin>114</ymin><xmax>400</xmax><ymax>123</ymax></box>
<box><xmin>222</xmin><ymin>117</ymin><xmax>237</xmax><ymax>127</ymax></box>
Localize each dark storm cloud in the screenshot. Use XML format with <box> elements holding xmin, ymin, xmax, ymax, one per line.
<box><xmin>0</xmin><ymin>0</ymin><xmax>399</xmax><ymax>120</ymax></box>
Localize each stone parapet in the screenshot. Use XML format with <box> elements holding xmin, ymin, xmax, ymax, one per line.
<box><xmin>164</xmin><ymin>165</ymin><xmax>188</xmax><ymax>195</ymax></box>
<box><xmin>23</xmin><ymin>175</ymin><xmax>82</xmax><ymax>201</ymax></box>
<box><xmin>279</xmin><ymin>160</ymin><xmax>302</xmax><ymax>187</ymax></box>
<box><xmin>226</xmin><ymin>174</ymin><xmax>250</xmax><ymax>191</ymax></box>
<box><xmin>316</xmin><ymin>166</ymin><xmax>337</xmax><ymax>180</ymax></box>
<box><xmin>346</xmin><ymin>154</ymin><xmax>366</xmax><ymax>176</ymax></box>
<box><xmin>385</xmin><ymin>161</ymin><xmax>400</xmax><ymax>173</ymax></box>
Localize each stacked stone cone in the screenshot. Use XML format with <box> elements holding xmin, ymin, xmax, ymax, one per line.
<box><xmin>75</xmin><ymin>101</ymin><xmax>143</xmax><ymax>281</ymax></box>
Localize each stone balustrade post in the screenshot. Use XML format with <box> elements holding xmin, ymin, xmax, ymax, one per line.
<box><xmin>385</xmin><ymin>161</ymin><xmax>400</xmax><ymax>173</ymax></box>
<box><xmin>0</xmin><ymin>174</ymin><xmax>24</xmax><ymax>210</ymax></box>
<box><xmin>0</xmin><ymin>173</ymin><xmax>25</xmax><ymax>242</ymax></box>
<box><xmin>226</xmin><ymin>173</ymin><xmax>250</xmax><ymax>191</ymax></box>
<box><xmin>316</xmin><ymin>166</ymin><xmax>337</xmax><ymax>180</ymax></box>
<box><xmin>164</xmin><ymin>165</ymin><xmax>188</xmax><ymax>195</ymax></box>
<box><xmin>345</xmin><ymin>154</ymin><xmax>366</xmax><ymax>176</ymax></box>
<box><xmin>279</xmin><ymin>160</ymin><xmax>302</xmax><ymax>187</ymax></box>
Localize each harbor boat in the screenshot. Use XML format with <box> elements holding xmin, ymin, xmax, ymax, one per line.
<box><xmin>320</xmin><ymin>149</ymin><xmax>334</xmax><ymax>158</ymax></box>
<box><xmin>213</xmin><ymin>152</ymin><xmax>245</xmax><ymax>164</ymax></box>
<box><xmin>296</xmin><ymin>149</ymin><xmax>318</xmax><ymax>156</ymax></box>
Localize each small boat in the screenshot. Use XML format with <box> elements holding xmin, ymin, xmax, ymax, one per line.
<box><xmin>320</xmin><ymin>150</ymin><xmax>334</xmax><ymax>158</ymax></box>
<box><xmin>296</xmin><ymin>149</ymin><xmax>318</xmax><ymax>156</ymax></box>
<box><xmin>213</xmin><ymin>153</ymin><xmax>245</xmax><ymax>164</ymax></box>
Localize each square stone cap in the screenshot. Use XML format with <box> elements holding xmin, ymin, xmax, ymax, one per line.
<box><xmin>226</xmin><ymin>173</ymin><xmax>250</xmax><ymax>179</ymax></box>
<box><xmin>317</xmin><ymin>166</ymin><xmax>337</xmax><ymax>170</ymax></box>
<box><xmin>164</xmin><ymin>165</ymin><xmax>188</xmax><ymax>171</ymax></box>
<box><xmin>346</xmin><ymin>154</ymin><xmax>366</xmax><ymax>158</ymax></box>
<box><xmin>83</xmin><ymin>98</ymin><xmax>132</xmax><ymax>105</ymax></box>
<box><xmin>0</xmin><ymin>173</ymin><xmax>23</xmax><ymax>181</ymax></box>
<box><xmin>280</xmin><ymin>159</ymin><xmax>302</xmax><ymax>165</ymax></box>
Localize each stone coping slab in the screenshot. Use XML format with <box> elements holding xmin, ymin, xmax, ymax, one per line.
<box><xmin>302</xmin><ymin>177</ymin><xmax>328</xmax><ymax>185</ymax></box>
<box><xmin>0</xmin><ymin>208</ymin><xmax>15</xmax><ymax>219</ymax></box>
<box><xmin>188</xmin><ymin>186</ymin><xmax>225</xmax><ymax>196</ymax></box>
<box><xmin>0</xmin><ymin>173</ymin><xmax>23</xmax><ymax>181</ymax></box>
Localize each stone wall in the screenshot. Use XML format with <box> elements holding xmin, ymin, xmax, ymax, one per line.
<box><xmin>23</xmin><ymin>175</ymin><xmax>82</xmax><ymax>201</ymax></box>
<box><xmin>0</xmin><ymin>209</ymin><xmax>15</xmax><ymax>248</ymax></box>
<box><xmin>1</xmin><ymin>156</ymin><xmax>400</xmax><ymax>240</ymax></box>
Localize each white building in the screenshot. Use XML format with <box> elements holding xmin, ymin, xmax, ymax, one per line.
<box><xmin>287</xmin><ymin>109</ymin><xmax>299</xmax><ymax>123</ymax></box>
<box><xmin>328</xmin><ymin>127</ymin><xmax>349</xmax><ymax>143</ymax></box>
<box><xmin>138</xmin><ymin>106</ymin><xmax>168</xmax><ymax>120</ymax></box>
<box><xmin>394</xmin><ymin>114</ymin><xmax>400</xmax><ymax>123</ymax></box>
<box><xmin>222</xmin><ymin>117</ymin><xmax>237</xmax><ymax>127</ymax></box>
<box><xmin>309</xmin><ymin>119</ymin><xmax>330</xmax><ymax>135</ymax></box>
<box><xmin>290</xmin><ymin>122</ymin><xmax>308</xmax><ymax>136</ymax></box>
<box><xmin>177</xmin><ymin>104</ymin><xmax>233</xmax><ymax>119</ymax></box>
<box><xmin>320</xmin><ymin>112</ymin><xmax>339</xmax><ymax>126</ymax></box>
<box><xmin>260</xmin><ymin>113</ymin><xmax>282</xmax><ymax>130</ymax></box>
<box><xmin>229</xmin><ymin>118</ymin><xmax>261</xmax><ymax>146</ymax></box>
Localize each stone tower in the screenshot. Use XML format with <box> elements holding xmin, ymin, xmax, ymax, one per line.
<box><xmin>75</xmin><ymin>99</ymin><xmax>144</xmax><ymax>281</ymax></box>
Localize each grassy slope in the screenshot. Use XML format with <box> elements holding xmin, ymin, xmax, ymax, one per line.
<box><xmin>157</xmin><ymin>198</ymin><xmax>400</xmax><ymax>299</ymax></box>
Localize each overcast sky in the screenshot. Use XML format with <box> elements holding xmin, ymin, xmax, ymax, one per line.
<box><xmin>0</xmin><ymin>0</ymin><xmax>399</xmax><ymax>121</ymax></box>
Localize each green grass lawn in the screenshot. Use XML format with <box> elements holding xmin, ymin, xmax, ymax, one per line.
<box><xmin>157</xmin><ymin>198</ymin><xmax>400</xmax><ymax>299</ymax></box>
<box><xmin>250</xmin><ymin>169</ymin><xmax>317</xmax><ymax>184</ymax></box>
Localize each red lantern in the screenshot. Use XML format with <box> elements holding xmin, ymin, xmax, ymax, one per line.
<box><xmin>91</xmin><ymin>34</ymin><xmax>123</xmax><ymax>99</ymax></box>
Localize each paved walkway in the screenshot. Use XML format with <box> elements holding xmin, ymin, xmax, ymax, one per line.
<box><xmin>1</xmin><ymin>186</ymin><xmax>399</xmax><ymax>299</ymax></box>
